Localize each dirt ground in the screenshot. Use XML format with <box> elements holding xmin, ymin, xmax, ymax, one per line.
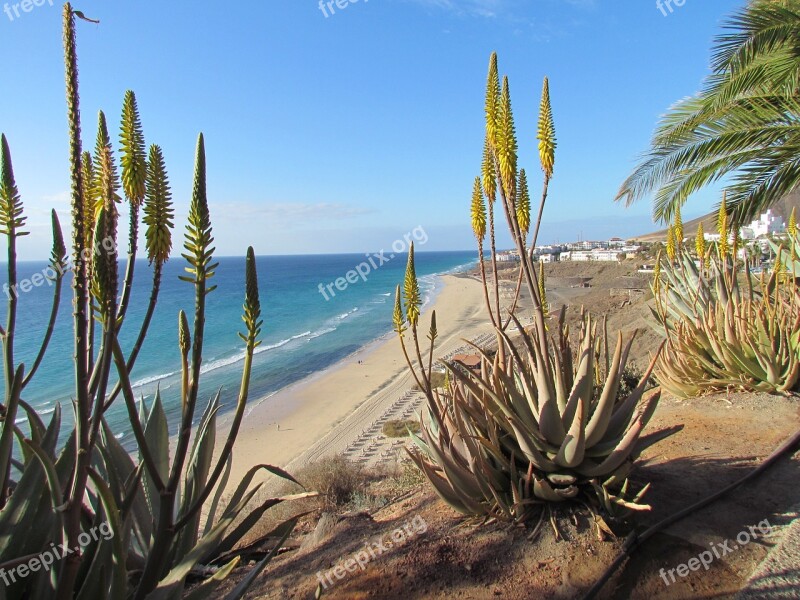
<box><xmin>229</xmin><ymin>392</ymin><xmax>798</xmax><ymax>600</ymax></box>
<box><xmin>222</xmin><ymin>261</ymin><xmax>800</xmax><ymax>600</ymax></box>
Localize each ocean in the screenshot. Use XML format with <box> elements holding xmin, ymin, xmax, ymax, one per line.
<box><xmin>1</xmin><ymin>251</ymin><xmax>476</xmax><ymax>447</ymax></box>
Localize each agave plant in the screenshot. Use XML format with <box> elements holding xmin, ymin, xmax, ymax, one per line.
<box><xmin>395</xmin><ymin>53</ymin><xmax>668</xmax><ymax>525</ymax></box>
<box><xmin>0</xmin><ymin>6</ymin><xmax>309</xmax><ymax>599</ymax></box>
<box><xmin>652</xmin><ymin>243</ymin><xmax>800</xmax><ymax>397</ymax></box>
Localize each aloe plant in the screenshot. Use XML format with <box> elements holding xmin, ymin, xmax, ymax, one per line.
<box><xmin>652</xmin><ymin>239</ymin><xmax>800</xmax><ymax>397</ymax></box>
<box><xmin>402</xmin><ymin>299</ymin><xmax>664</xmax><ymax>522</ymax></box>
<box><xmin>0</xmin><ymin>5</ymin><xmax>308</xmax><ymax>599</ymax></box>
<box><xmin>395</xmin><ymin>53</ymin><xmax>668</xmax><ymax>525</ymax></box>
<box><xmin>772</xmin><ymin>231</ymin><xmax>800</xmax><ymax>280</ymax></box>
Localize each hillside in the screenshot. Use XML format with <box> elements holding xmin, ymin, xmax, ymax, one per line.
<box><xmin>217</xmin><ymin>262</ymin><xmax>800</xmax><ymax>600</ymax></box>
<box><xmin>633</xmin><ymin>190</ymin><xmax>800</xmax><ymax>243</ymax></box>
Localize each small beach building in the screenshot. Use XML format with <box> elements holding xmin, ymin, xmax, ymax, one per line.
<box><xmin>453</xmin><ymin>354</ymin><xmax>482</xmax><ymax>372</ymax></box>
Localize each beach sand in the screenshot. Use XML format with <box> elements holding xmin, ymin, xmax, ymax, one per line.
<box><xmin>222</xmin><ymin>273</ymin><xmax>496</xmax><ymax>489</ymax></box>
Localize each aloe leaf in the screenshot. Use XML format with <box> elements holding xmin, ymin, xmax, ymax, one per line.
<box><xmin>561</xmin><ymin>343</ymin><xmax>592</xmax><ymax>430</ymax></box>
<box><xmin>75</xmin><ymin>562</ymin><xmax>109</xmax><ymax>600</ymax></box>
<box><xmin>584</xmin><ymin>332</ymin><xmax>627</xmax><ymax>447</ymax></box>
<box><xmin>98</xmin><ymin>419</ymin><xmax>151</xmax><ymax>544</ymax></box>
<box><xmin>415</xmin><ymin>456</ymin><xmax>481</xmax><ymax>514</ymax></box>
<box><xmin>605</xmin><ymin>345</ymin><xmax>662</xmax><ymax>441</ymax></box>
<box><xmin>210</xmin><ymin>492</ymin><xmax>315</xmax><ymax>563</ymax></box>
<box><xmin>533</xmin><ymin>477</ymin><xmax>567</xmax><ymax>502</ymax></box>
<box><xmin>183</xmin><ymin>557</ymin><xmax>241</xmax><ymax>600</ymax></box>
<box><xmin>578</xmin><ymin>391</ymin><xmax>660</xmax><ymax>477</ymax></box>
<box><xmin>17</xmin><ymin>399</ymin><xmax>47</xmax><ymax>445</ymax></box>
<box><xmin>0</xmin><ymin>365</ymin><xmax>25</xmax><ymax>499</ymax></box>
<box><xmin>222</xmin><ymin>519</ymin><xmax>297</xmax><ymax>600</ymax></box>
<box><xmin>142</xmin><ymin>389</ymin><xmax>169</xmax><ymax>525</ymax></box>
<box><xmin>537</xmin><ymin>387</ymin><xmax>566</xmax><ymax>446</ymax></box>
<box><xmin>203</xmin><ymin>453</ymin><xmax>232</xmax><ymax>537</ymax></box>
<box><xmin>217</xmin><ymin>464</ymin><xmax>303</xmax><ymax>523</ymax></box>
<box><xmin>144</xmin><ymin>486</ymin><xmax>261</xmax><ymax>600</ymax></box>
<box><xmin>20</xmin><ymin>437</ymin><xmax>67</xmax><ymax>514</ymax></box>
<box><xmin>86</xmin><ymin>467</ymin><xmax>129</xmax><ymax>600</ymax></box>
<box><xmin>554</xmin><ymin>394</ymin><xmax>585</xmax><ymax>469</ymax></box>
<box><xmin>176</xmin><ymin>392</ymin><xmax>220</xmax><ymax>560</ymax></box>
<box><xmin>0</xmin><ymin>409</ymin><xmax>64</xmax><ymax>565</ymax></box>
<box><xmin>505</xmin><ymin>416</ymin><xmax>558</xmax><ymax>471</ymax></box>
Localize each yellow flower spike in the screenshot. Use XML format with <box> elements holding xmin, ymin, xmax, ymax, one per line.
<box><xmin>120</xmin><ymin>90</ymin><xmax>147</xmax><ymax>208</ymax></box>
<box><xmin>81</xmin><ymin>151</ymin><xmax>95</xmax><ymax>251</ymax></box>
<box><xmin>143</xmin><ymin>144</ymin><xmax>174</xmax><ymax>267</ymax></box>
<box><xmin>718</xmin><ymin>194</ymin><xmax>729</xmax><ymax>257</ymax></box>
<box><xmin>538</xmin><ymin>261</ymin><xmax>549</xmax><ymax>316</ymax></box>
<box><xmin>537</xmin><ymin>77</ymin><xmax>556</xmax><ymax>180</ymax></box>
<box><xmin>653</xmin><ymin>251</ymin><xmax>662</xmax><ymax>297</ymax></box>
<box><xmin>695</xmin><ymin>222</ymin><xmax>706</xmax><ymax>262</ymax></box>
<box><xmin>674</xmin><ymin>204</ymin><xmax>683</xmax><ymax>250</ymax></box>
<box><xmin>666</xmin><ymin>225</ymin><xmax>676</xmax><ymax>262</ymax></box>
<box><xmin>481</xmin><ymin>135</ymin><xmax>496</xmax><ymax>204</ymax></box>
<box><xmin>428</xmin><ymin>310</ymin><xmax>438</xmax><ymax>343</ymax></box>
<box><xmin>403</xmin><ymin>243</ymin><xmax>421</xmax><ymax>328</ymax></box>
<box><xmin>485</xmin><ymin>52</ymin><xmax>500</xmax><ymax>151</ymax></box>
<box><xmin>517</xmin><ymin>169</ymin><xmax>531</xmax><ymax>237</ymax></box>
<box><xmin>471</xmin><ymin>177</ymin><xmax>487</xmax><ymax>242</ymax></box>
<box><xmin>495</xmin><ymin>76</ymin><xmax>518</xmax><ymax>201</ymax></box>
<box><xmin>179</xmin><ymin>310</ymin><xmax>191</xmax><ymax>356</ymax></box>
<box><xmin>392</xmin><ymin>285</ymin><xmax>407</xmax><ymax>337</ymax></box>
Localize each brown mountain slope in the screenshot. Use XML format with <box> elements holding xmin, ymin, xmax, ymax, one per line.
<box><xmin>633</xmin><ymin>190</ymin><xmax>800</xmax><ymax>242</ymax></box>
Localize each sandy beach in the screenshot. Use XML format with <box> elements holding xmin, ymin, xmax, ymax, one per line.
<box><xmin>222</xmin><ymin>273</ymin><xmax>498</xmax><ymax>489</ymax></box>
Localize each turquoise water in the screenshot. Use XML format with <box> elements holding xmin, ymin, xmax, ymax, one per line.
<box><xmin>1</xmin><ymin>251</ymin><xmax>475</xmax><ymax>446</ymax></box>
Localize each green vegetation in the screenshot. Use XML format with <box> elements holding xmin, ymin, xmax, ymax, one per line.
<box><xmin>0</xmin><ymin>6</ymin><xmax>308</xmax><ymax>598</ymax></box>
<box><xmin>382</xmin><ymin>419</ymin><xmax>422</xmax><ymax>437</ymax></box>
<box><xmin>286</xmin><ymin>456</ymin><xmax>371</xmax><ymax>511</ymax></box>
<box><xmin>617</xmin><ymin>0</ymin><xmax>800</xmax><ymax>226</ymax></box>
<box><xmin>393</xmin><ymin>53</ymin><xmax>669</xmax><ymax>525</ymax></box>
<box><xmin>652</xmin><ymin>210</ymin><xmax>800</xmax><ymax>397</ymax></box>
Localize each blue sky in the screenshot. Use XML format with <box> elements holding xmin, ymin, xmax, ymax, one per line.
<box><xmin>0</xmin><ymin>0</ymin><xmax>745</xmax><ymax>259</ymax></box>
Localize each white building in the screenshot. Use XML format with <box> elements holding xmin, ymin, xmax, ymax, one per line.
<box><xmin>561</xmin><ymin>248</ymin><xmax>621</xmax><ymax>262</ymax></box>
<box><xmin>740</xmin><ymin>210</ymin><xmax>785</xmax><ymax>239</ymax></box>
<box><xmin>568</xmin><ymin>240</ymin><xmax>608</xmax><ymax>251</ymax></box>
<box><xmin>496</xmin><ymin>250</ymin><xmax>520</xmax><ymax>263</ymax></box>
<box><xmin>621</xmin><ymin>245</ymin><xmax>642</xmax><ymax>259</ymax></box>
<box><xmin>534</xmin><ymin>245</ymin><xmax>565</xmax><ymax>263</ymax></box>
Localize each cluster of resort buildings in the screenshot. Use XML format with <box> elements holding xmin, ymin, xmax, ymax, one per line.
<box><xmin>496</xmin><ymin>209</ymin><xmax>790</xmax><ymax>265</ymax></box>
<box><xmin>701</xmin><ymin>209</ymin><xmax>786</xmax><ymax>243</ymax></box>
<box><xmin>498</xmin><ymin>238</ymin><xmax>643</xmax><ymax>264</ymax></box>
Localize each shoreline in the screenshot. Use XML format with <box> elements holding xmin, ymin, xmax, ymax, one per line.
<box><xmin>223</xmin><ymin>272</ymin><xmax>493</xmax><ymax>489</ymax></box>
<box><xmin>215</xmin><ymin>271</ymin><xmax>452</xmax><ymax>432</ymax></box>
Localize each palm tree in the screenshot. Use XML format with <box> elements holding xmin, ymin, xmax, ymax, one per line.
<box><xmin>617</xmin><ymin>0</ymin><xmax>800</xmax><ymax>227</ymax></box>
